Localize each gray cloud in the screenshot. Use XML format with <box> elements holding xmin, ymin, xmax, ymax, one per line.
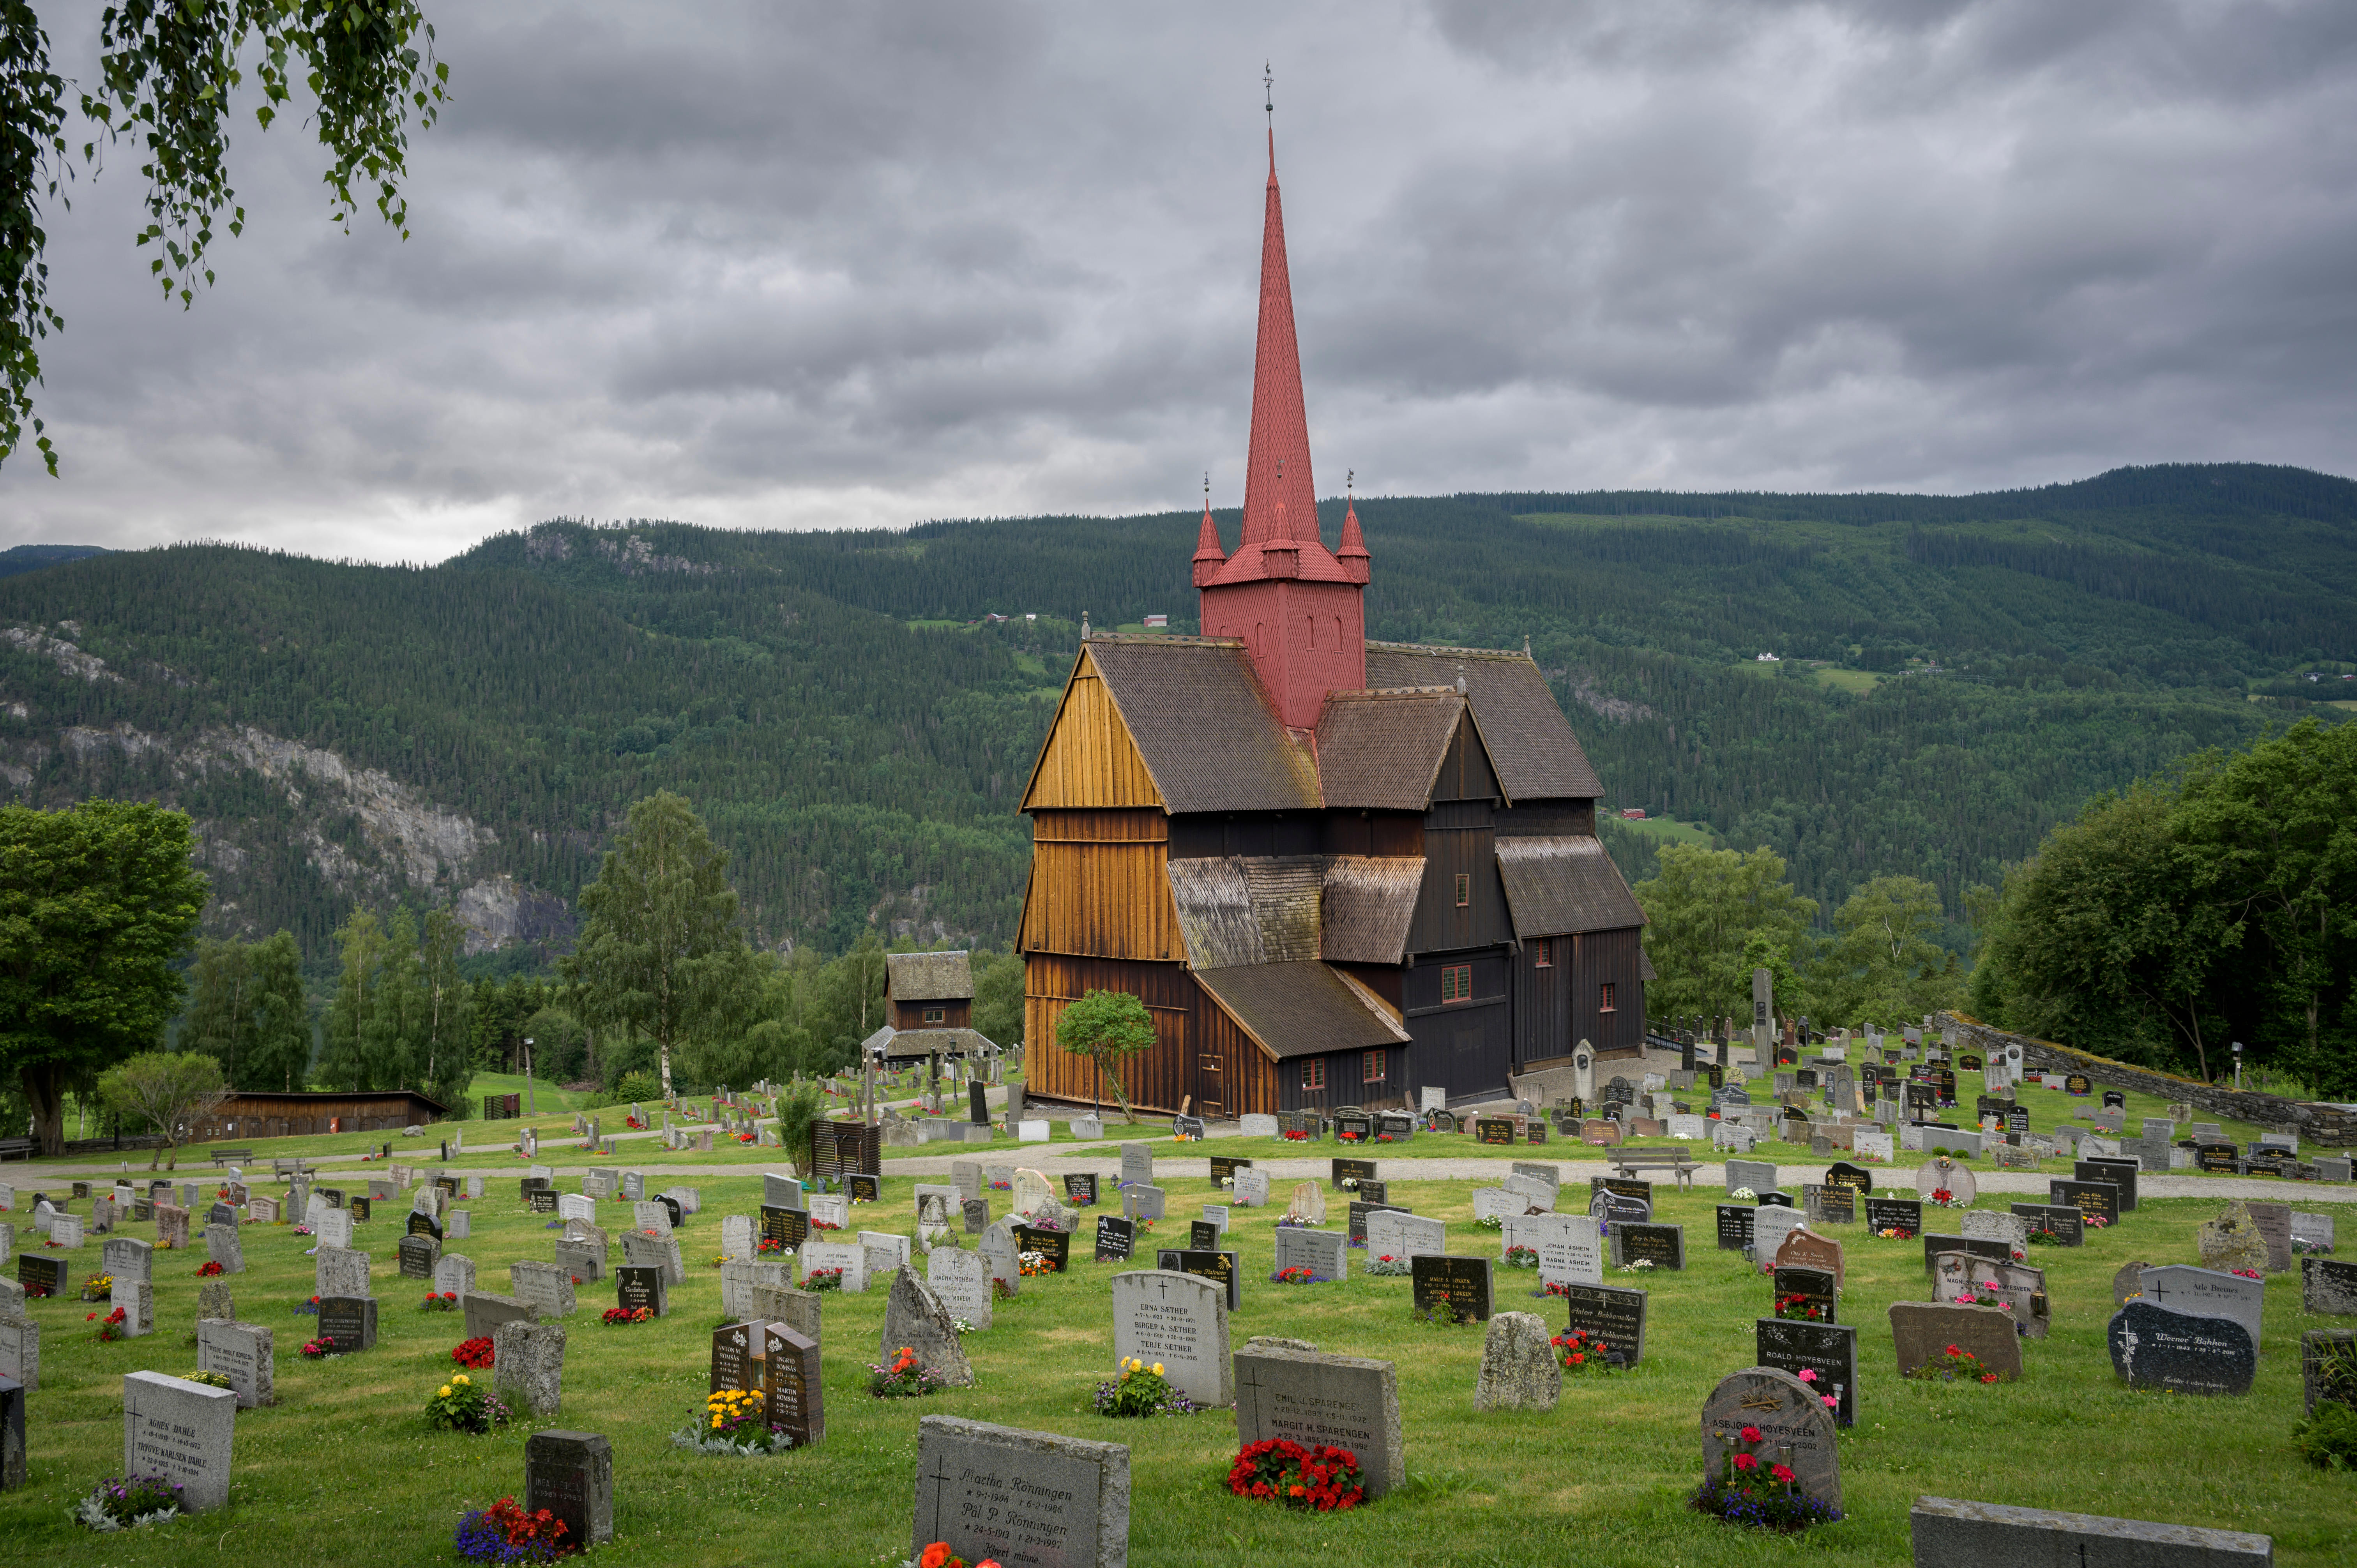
<box><xmin>4</xmin><ymin>0</ymin><xmax>2353</xmax><ymax>558</ymax></box>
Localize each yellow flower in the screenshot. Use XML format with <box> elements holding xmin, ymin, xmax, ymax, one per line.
<box><xmin>1152</xmin><ymin>1363</ymin><xmax>1164</xmax><ymax>1375</ymax></box>
<box><xmin>438</xmin><ymin>1385</ymin><xmax>453</xmax><ymax>1398</ymax></box>
<box><xmin>453</xmin><ymin>1374</ymin><xmax>470</xmax><ymax>1386</ymax></box>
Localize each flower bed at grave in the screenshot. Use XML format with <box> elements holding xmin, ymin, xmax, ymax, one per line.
<box><xmin>1553</xmin><ymin>1328</ymin><xmax>1613</xmax><ymax>1374</ymax></box>
<box><xmin>1905</xmin><ymin>1344</ymin><xmax>2000</xmax><ymax>1383</ymax></box>
<box><xmin>672</xmin><ymin>1389</ymin><xmax>795</xmax><ymax>1455</ymax></box>
<box><xmin>425</xmin><ymin>1373</ymin><xmax>512</xmax><ymax>1435</ymax></box>
<box><xmin>1618</xmin><ymin>1259</ymin><xmax>1657</xmax><ymax>1275</ymax></box>
<box><xmin>1503</xmin><ymin>1246</ymin><xmax>1539</xmax><ymax>1270</ymax></box>
<box><xmin>806</xmin><ymin>1268</ymin><xmax>844</xmax><ymax>1292</ymax></box>
<box><xmin>1094</xmin><ymin>1359</ymin><xmax>1199</xmax><ymax>1417</ymax></box>
<box><xmin>454</xmin><ymin>1497</ymin><xmax>570</xmax><ymax>1563</ymax></box>
<box><xmin>869</xmin><ymin>1346</ymin><xmax>946</xmax><ymax>1398</ymax></box>
<box><xmin>1270</xmin><ymin>1266</ymin><xmax>1320</xmax><ymax>1285</ymax></box>
<box><xmin>1929</xmin><ymin>1187</ymin><xmax>1957</xmax><ymax>1206</ymax></box>
<box><xmin>86</xmin><ymin>1305</ymin><xmax>128</xmax><ymax>1342</ymax></box>
<box><xmin>1730</xmin><ymin>1187</ymin><xmax>1756</xmax><ymax>1201</ymax></box>
<box><xmin>1775</xmin><ymin>1293</ymin><xmax>1829</xmax><ymax>1323</ymax></box>
<box><xmin>422</xmin><ymin>1292</ymin><xmax>459</xmax><ymax>1312</ymax></box>
<box><xmin>451</xmin><ymin>1336</ymin><xmax>497</xmax><ymax>1369</ymax></box>
<box><xmin>809</xmin><ymin>1218</ymin><xmax>841</xmax><ymax>1231</ymax></box>
<box><xmin>602</xmin><ymin>1306</ymin><xmax>653</xmax><ymax>1326</ymax></box>
<box><xmin>1228</xmin><ymin>1439</ymin><xmax>1366</xmax><ymax>1510</ymax></box>
<box><xmin>2231</xmin><ymin>1267</ymin><xmax>2262</xmax><ymax>1280</ymax></box>
<box><xmin>80</xmin><ymin>1273</ymin><xmax>112</xmax><ymax>1301</ymax></box>
<box><xmin>300</xmin><ymin>1337</ymin><xmax>336</xmax><ymax>1358</ymax></box>
<box><xmin>1367</xmin><ymin>1254</ymin><xmax>1411</xmax><ymax>1277</ymax></box>
<box><xmin>2084</xmin><ymin>1214</ymin><xmax>2111</xmax><ymax>1230</ymax></box>
<box><xmin>757</xmin><ymin>1237</ymin><xmax>791</xmax><ymax>1256</ymax></box>
<box><xmin>189</xmin><ymin>1370</ymin><xmax>233</xmax><ymax>1390</ymax></box>
<box><xmin>74</xmin><ymin>1474</ymin><xmax>186</xmax><ymax>1533</ymax></box>
<box><xmin>1018</xmin><ymin>1251</ymin><xmax>1052</xmax><ymax>1277</ymax></box>
<box><xmin>197</xmin><ymin>1259</ymin><xmax>223</xmax><ymax>1277</ymax></box>
<box><xmin>1283</xmin><ymin>1129</ymin><xmax>1309</xmax><ymax>1141</ymax></box>
<box><xmin>914</xmin><ymin>1543</ymin><xmax>1000</xmax><ymax>1568</ymax></box>
<box><xmin>293</xmin><ymin>1296</ymin><xmax>320</xmax><ymax>1315</ymax></box>
<box><xmin>1690</xmin><ymin>1423</ymin><xmax>1841</xmax><ymax>1532</ymax></box>
<box><xmin>1476</xmin><ymin>1214</ymin><xmax>1503</xmax><ymax>1231</ymax></box>
<box><xmin>1876</xmin><ymin>1227</ymin><xmax>1915</xmax><ymax>1241</ymax></box>
<box><xmin>1795</xmin><ymin>1368</ymin><xmax>1839</xmax><ymax>1412</ymax></box>
<box><xmin>1541</xmin><ymin>1280</ymin><xmax>1574</xmax><ymax>1298</ymax></box>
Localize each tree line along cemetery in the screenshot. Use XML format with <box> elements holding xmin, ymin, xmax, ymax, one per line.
<box><xmin>0</xmin><ymin>1031</ymin><xmax>2352</xmax><ymax>1567</ymax></box>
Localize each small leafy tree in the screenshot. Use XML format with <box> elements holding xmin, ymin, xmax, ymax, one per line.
<box><xmin>769</xmin><ymin>1080</ymin><xmax>826</xmax><ymax>1178</ymax></box>
<box><xmin>1056</xmin><ymin>989</ymin><xmax>1155</xmax><ymax>1124</ymax></box>
<box><xmin>98</xmin><ymin>1050</ymin><xmax>229</xmax><ymax>1171</ymax></box>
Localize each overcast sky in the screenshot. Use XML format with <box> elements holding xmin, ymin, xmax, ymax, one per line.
<box><xmin>7</xmin><ymin>1</ymin><xmax>2354</xmax><ymax>562</ymax></box>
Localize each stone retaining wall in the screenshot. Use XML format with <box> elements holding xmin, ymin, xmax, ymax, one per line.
<box><xmin>1937</xmin><ymin>1011</ymin><xmax>2357</xmax><ymax>1147</ymax></box>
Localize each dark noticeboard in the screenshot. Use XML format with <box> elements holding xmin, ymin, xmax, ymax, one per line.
<box><xmin>1476</xmin><ymin>1118</ymin><xmax>1517</xmax><ymax>1146</ymax></box>
<box><xmin>1411</xmin><ymin>1255</ymin><xmax>1493</xmax><ymax>1324</ymax></box>
<box><xmin>1155</xmin><ymin>1249</ymin><xmax>1239</xmax><ymax>1311</ymax></box>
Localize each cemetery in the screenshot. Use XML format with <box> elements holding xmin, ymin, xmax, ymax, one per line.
<box><xmin>0</xmin><ymin>1086</ymin><xmax>2348</xmax><ymax>1566</ymax></box>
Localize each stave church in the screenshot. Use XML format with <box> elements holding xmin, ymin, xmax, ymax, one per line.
<box><xmin>1016</xmin><ymin>127</ymin><xmax>1648</xmax><ymax>1118</ymax></box>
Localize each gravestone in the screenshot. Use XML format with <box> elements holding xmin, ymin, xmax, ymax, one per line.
<box><xmin>2078</xmin><ymin>1158</ymin><xmax>2140</xmax><ymax>1213</ymax></box>
<box><xmin>1865</xmin><ymin>1197</ymin><xmax>1923</xmax><ymax>1236</ymax></box>
<box><xmin>194</xmin><ymin>1319</ymin><xmax>272</xmax><ymax>1409</ymax></box>
<box><xmin>1283</xmin><ymin>1183</ymin><xmax>1326</xmax><ymax>1225</ymax></box>
<box><xmin>1700</xmin><ymin>1367</ymin><xmax>1841</xmax><ymax>1512</ymax></box>
<box><xmin>1120</xmin><ymin>1143</ymin><xmax>1155</xmax><ymax>1190</ymax></box>
<box><xmin>2197</xmin><ymin>1203</ymin><xmax>2272</xmax><ymax>1275</ymax></box>
<box><xmin>1960</xmin><ymin>1211</ymin><xmax>2028</xmax><ymax>1253</ymax></box>
<box><xmin>1505</xmin><ymin>1212</ymin><xmax>1602</xmax><ymax>1287</ymax></box>
<box><xmin>1122</xmin><ymin>1185</ymin><xmax>1166</xmax><ymax>1223</ymax></box>
<box><xmin>1367</xmin><ymin>1210</ymin><xmax>1446</xmax><ymax>1261</ymax></box>
<box><xmin>462</xmin><ymin>1291</ymin><xmax>537</xmax><ymax>1342</ymax></box>
<box><xmin>315</xmin><ymin>1245</ymin><xmax>370</xmax><ymax>1298</ymax></box>
<box><xmin>1907</xmin><ymin>1497</ymin><xmax>2274</xmax><ymax>1568</ymax></box>
<box><xmin>196</xmin><ymin>1280</ymin><xmax>234</xmax><ymax>1320</ymax></box>
<box><xmin>1716</xmin><ymin>1206</ymin><xmax>1756</xmax><ymax>1254</ymax></box>
<box><xmin>2108</xmin><ymin>1300</ymin><xmax>2256</xmax><ymax>1396</ymax></box>
<box><xmin>1755</xmin><ymin>1318</ymin><xmax>1857</xmax><ymax>1426</ymax></box>
<box><xmin>763</xmin><ymin>1321</ymin><xmax>823</xmax><ymax>1448</ymax></box>
<box><xmin>525</xmin><ymin>1431</ymin><xmax>614</xmax><ymax>1549</ymax></box>
<box><xmin>1726</xmin><ymin>1159</ymin><xmax>1777</xmax><ymax>1197</ymax></box>
<box><xmin>2246</xmin><ymin>1202</ymin><xmax>2294</xmax><ymax>1274</ymax></box>
<box><xmin>434</xmin><ymin>1254</ymin><xmax>476</xmax><ymax>1297</ymax></box>
<box><xmin>880</xmin><ymin>1270</ymin><xmax>975</xmax><ymax>1387</ymax></box>
<box><xmin>1474</xmin><ymin>1312</ymin><xmax>1559</xmax><ymax>1411</ymax></box>
<box><xmin>511</xmin><ymin>1260</ymin><xmax>578</xmax><ymax>1317</ymax></box>
<box><xmin>2304</xmin><ymin>1256</ymin><xmax>2357</xmax><ymax>1317</ymax></box>
<box><xmin>316</xmin><ymin>1295</ymin><xmax>378</xmax><ymax>1352</ymax></box>
<box><xmin>1273</xmin><ymin>1227</ymin><xmax>1347</xmax><ymax>1282</ymax></box>
<box><xmin>962</xmin><ymin>1199</ymin><xmax>991</xmax><ymax>1235</ymax></box>
<box><xmin>1412</xmin><ymin>1255</ymin><xmax>1492</xmax><ymax>1323</ymax></box>
<box><xmin>0</xmin><ymin>1314</ymin><xmax>33</xmax><ymax>1391</ymax></box>
<box><xmin>2009</xmin><ymin>1203</ymin><xmax>2084</xmax><ymax>1246</ymax></box>
<box><xmin>911</xmin><ymin>1416</ymin><xmax>1130</xmax><ymax>1568</ymax></box>
<box><xmin>2050</xmin><ymin>1180</ymin><xmax>2120</xmax><ymax>1228</ymax></box>
<box><xmin>1474</xmin><ymin>1187</ymin><xmax>1538</xmax><ymax>1224</ymax></box>
<box><xmin>1154</xmin><ymin>1249</ymin><xmax>1240</xmax><ymax>1312</ymax></box>
<box><xmin>1931</xmin><ymin>1254</ymin><xmax>2050</xmax><ymax>1339</ymax></box>
<box><xmin>800</xmin><ymin>1240</ymin><xmax>871</xmax><ymax>1294</ymax></box>
<box><xmin>2139</xmin><ymin>1266</ymin><xmax>2264</xmax><ymax>1347</ymax></box>
<box><xmin>927</xmin><ymin>1247</ymin><xmax>992</xmax><ymax>1331</ymax></box>
<box><xmin>1557</xmin><ymin>1281</ymin><xmax>1647</xmax><ymax>1366</ymax></box>
<box><xmin>1751</xmin><ymin>1206</ymin><xmax>1811</xmax><ymax>1268</ymax></box>
<box><xmin>1093</xmin><ymin>1215</ymin><xmax>1135</xmax><ymax>1264</ymax></box>
<box><xmin>1611</xmin><ymin>1222</ymin><xmax>1685</xmax><ymax>1270</ymax></box>
<box><xmin>1232</xmin><ymin>1343</ymin><xmax>1403</xmax><ymax>1497</ymax></box>
<box><xmin>1890</xmin><ymin>1301</ymin><xmax>2022</xmax><ymax>1381</ymax></box>
<box><xmin>980</xmin><ymin>1223</ymin><xmax>1020</xmax><ymax>1293</ymax></box>
<box><xmin>1231</xmin><ymin>1169</ymin><xmax>1270</xmax><ymax>1208</ymax></box>
<box><xmin>123</xmin><ymin>1372</ymin><xmax>235</xmax><ymax>1511</ymax></box>
<box><xmin>398</xmin><ymin>1233</ymin><xmax>441</xmax><ymax>1280</ymax></box>
<box><xmin>1111</xmin><ymin>1269</ymin><xmax>1231</xmax><ymax>1407</ymax></box>
<box><xmin>615</xmin><ymin>1265</ymin><xmax>667</xmax><ymax>1317</ymax></box>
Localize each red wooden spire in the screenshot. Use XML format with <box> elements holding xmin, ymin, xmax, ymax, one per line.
<box><xmin>1195</xmin><ymin>105</ymin><xmax>1367</xmax><ymax>729</ymax></box>
<box><xmin>1192</xmin><ymin>473</ymin><xmax>1226</xmax><ymax>586</ymax></box>
<box><xmin>1239</xmin><ymin>131</ymin><xmax>1316</xmax><ymax>550</ymax></box>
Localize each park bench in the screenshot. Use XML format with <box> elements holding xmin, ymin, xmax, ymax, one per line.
<box><xmin>1608</xmin><ymin>1149</ymin><xmax>1703</xmax><ymax>1190</ymax></box>
<box><xmin>0</xmin><ymin>1136</ymin><xmax>35</xmax><ymax>1162</ymax></box>
<box><xmin>272</xmin><ymin>1157</ymin><xmax>316</xmax><ymax>1179</ymax></box>
<box><xmin>208</xmin><ymin>1147</ymin><xmax>253</xmax><ymax>1168</ymax></box>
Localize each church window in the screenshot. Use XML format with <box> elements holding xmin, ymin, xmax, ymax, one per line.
<box><xmin>1441</xmin><ymin>964</ymin><xmax>1472</xmax><ymax>1003</ymax></box>
<box><xmin>1454</xmin><ymin>873</ymin><xmax>1470</xmax><ymax>907</ymax></box>
<box><xmin>1302</xmin><ymin>1059</ymin><xmax>1325</xmax><ymax>1091</ymax></box>
<box><xmin>1599</xmin><ymin>982</ymin><xmax>1617</xmax><ymax>1012</ymax></box>
<box><xmin>1363</xmin><ymin>1049</ymin><xmax>1387</xmax><ymax>1084</ymax></box>
<box><xmin>1532</xmin><ymin>939</ymin><xmax>1551</xmax><ymax>968</ymax></box>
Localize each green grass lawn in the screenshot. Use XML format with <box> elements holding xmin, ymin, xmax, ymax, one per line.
<box><xmin>2</xmin><ymin>1164</ymin><xmax>2345</xmax><ymax>1566</ymax></box>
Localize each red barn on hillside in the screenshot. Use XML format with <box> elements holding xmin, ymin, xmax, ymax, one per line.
<box><xmin>1016</xmin><ymin>129</ymin><xmax>1648</xmax><ymax>1117</ymax></box>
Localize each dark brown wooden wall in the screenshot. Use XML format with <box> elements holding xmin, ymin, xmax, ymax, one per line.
<box><xmin>1317</xmin><ymin>811</ymin><xmax>1423</xmax><ymax>858</ymax></box>
<box><xmin>1401</xmin><ymin>949</ymin><xmax>1514</xmax><ymax>1100</ymax></box>
<box><xmin>1166</xmin><ymin>813</ymin><xmax>1323</xmax><ymax>860</ymax></box>
<box><xmin>1570</xmin><ymin>927</ymin><xmax>1647</xmax><ymax>1058</ymax></box>
<box><xmin>1512</xmin><ymin>939</ymin><xmax>1571</xmax><ymax>1065</ymax></box>
<box><xmin>1190</xmin><ymin>990</ymin><xmax>1279</xmax><ymax>1118</ymax></box>
<box><xmin>1412</xmin><ymin>799</ymin><xmax>1509</xmax><ymax>955</ymax></box>
<box><xmin>892</xmin><ymin>999</ymin><xmax>972</xmax><ymax>1030</ymax></box>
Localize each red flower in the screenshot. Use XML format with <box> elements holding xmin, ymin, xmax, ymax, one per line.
<box><xmin>1740</xmin><ymin>1425</ymin><xmax>1762</xmax><ymax>1443</ymax></box>
<box><xmin>1771</xmin><ymin>1464</ymin><xmax>1795</xmax><ymax>1484</ymax></box>
<box><xmin>1732</xmin><ymin>1453</ymin><xmax>1758</xmax><ymax>1472</ymax></box>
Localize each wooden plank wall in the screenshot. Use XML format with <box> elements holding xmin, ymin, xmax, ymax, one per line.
<box><xmin>1022</xmin><ymin>952</ymin><xmax>1197</xmax><ymax>1114</ymax></box>
<box><xmin>1190</xmin><ymin>988</ymin><xmax>1279</xmax><ymax>1118</ymax></box>
<box><xmin>1571</xmin><ymin>927</ymin><xmax>1647</xmax><ymax>1057</ymax></box>
<box><xmin>1020</xmin><ymin>809</ymin><xmax>1184</xmax><ymax>961</ymax></box>
<box><xmin>1512</xmin><ymin>939</ymin><xmax>1570</xmax><ymax>1066</ymax></box>
<box><xmin>1020</xmin><ymin>653</ymin><xmax>1162</xmax><ymax>810</ymax></box>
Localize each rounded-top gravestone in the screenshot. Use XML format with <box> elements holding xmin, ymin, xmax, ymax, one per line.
<box><xmin>1915</xmin><ymin>1157</ymin><xmax>1976</xmax><ymax>1209</ymax></box>
<box><xmin>1700</xmin><ymin>1366</ymin><xmax>1840</xmax><ymax>1511</ymax></box>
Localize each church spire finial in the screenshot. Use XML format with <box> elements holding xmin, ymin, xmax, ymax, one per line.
<box><xmin>1265</xmin><ymin>62</ymin><xmax>1275</xmax><ymax>175</ymax></box>
<box><xmin>1192</xmin><ymin>469</ymin><xmax>1227</xmax><ymax>586</ymax></box>
<box><xmin>1338</xmin><ymin>466</ymin><xmax>1370</xmax><ymax>582</ymax></box>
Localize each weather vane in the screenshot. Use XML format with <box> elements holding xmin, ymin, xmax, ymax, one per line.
<box><xmin>1265</xmin><ymin>63</ymin><xmax>1273</xmax><ymax>114</ymax></box>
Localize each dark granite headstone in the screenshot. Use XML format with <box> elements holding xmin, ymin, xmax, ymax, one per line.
<box><xmin>1557</xmin><ymin>1282</ymin><xmax>1646</xmax><ymax>1367</ymax></box>
<box><xmin>1014</xmin><ymin>1225</ymin><xmax>1070</xmax><ymax>1273</ymax></box>
<box><xmin>616</xmin><ymin>1265</ymin><xmax>667</xmax><ymax>1317</ymax></box>
<box><xmin>760</xmin><ymin>1205</ymin><xmax>809</xmax><ymax>1251</ymax></box>
<box><xmin>1774</xmin><ymin>1266</ymin><xmax>1839</xmax><ymax>1325</ymax></box>
<box><xmin>1611</xmin><ymin>1222</ymin><xmax>1685</xmax><ymax>1270</ymax></box>
<box><xmin>2108</xmin><ymin>1300</ymin><xmax>2255</xmax><ymax>1396</ymax></box>
<box><xmin>316</xmin><ymin>1295</ymin><xmax>378</xmax><ymax>1352</ymax></box>
<box><xmin>1755</xmin><ymin>1317</ymin><xmax>1857</xmax><ymax>1427</ymax></box>
<box><xmin>2077</xmin><ymin>1158</ymin><xmax>2140</xmax><ymax>1213</ymax></box>
<box><xmin>1330</xmin><ymin>1157</ymin><xmax>1377</xmax><ymax>1190</ymax></box>
<box><xmin>2050</xmin><ymin>1179</ymin><xmax>2120</xmax><ymax>1227</ymax></box>
<box><xmin>1094</xmin><ymin>1215</ymin><xmax>1134</xmax><ymax>1263</ymax></box>
<box><xmin>1062</xmin><ymin>1173</ymin><xmax>1098</xmax><ymax>1205</ymax></box>
<box><xmin>1411</xmin><ymin>1255</ymin><xmax>1493</xmax><ymax>1323</ymax></box>
<box><xmin>763</xmin><ymin>1322</ymin><xmax>823</xmax><ymax>1447</ymax></box>
<box><xmin>1716</xmin><ymin>1206</ymin><xmax>1756</xmax><ymax>1252</ymax></box>
<box><xmin>1865</xmin><ymin>1197</ymin><xmax>1923</xmax><ymax>1234</ymax></box>
<box><xmin>525</xmin><ymin>1430</ymin><xmax>614</xmax><ymax>1549</ymax></box>
<box><xmin>1153</xmin><ymin>1248</ymin><xmax>1239</xmax><ymax>1311</ymax></box>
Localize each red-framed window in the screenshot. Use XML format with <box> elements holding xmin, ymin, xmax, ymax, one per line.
<box><xmin>1454</xmin><ymin>873</ymin><xmax>1470</xmax><ymax>908</ymax></box>
<box><xmin>1532</xmin><ymin>939</ymin><xmax>1552</xmax><ymax>968</ymax></box>
<box><xmin>1302</xmin><ymin>1059</ymin><xmax>1325</xmax><ymax>1091</ymax></box>
<box><xmin>1441</xmin><ymin>964</ymin><xmax>1473</xmax><ymax>1003</ymax></box>
<box><xmin>1599</xmin><ymin>982</ymin><xmax>1617</xmax><ymax>1012</ymax></box>
<box><xmin>1363</xmin><ymin>1049</ymin><xmax>1387</xmax><ymax>1083</ymax></box>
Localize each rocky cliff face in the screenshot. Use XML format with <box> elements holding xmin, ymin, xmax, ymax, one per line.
<box><xmin>0</xmin><ymin>712</ymin><xmax>569</xmax><ymax>956</ymax></box>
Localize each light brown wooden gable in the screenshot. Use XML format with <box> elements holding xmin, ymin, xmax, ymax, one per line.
<box><xmin>1019</xmin><ymin>646</ymin><xmax>1165</xmax><ymax>811</ymax></box>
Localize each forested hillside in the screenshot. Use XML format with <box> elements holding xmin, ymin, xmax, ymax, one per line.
<box><xmin>0</xmin><ymin>461</ymin><xmax>2344</xmax><ymax>970</ymax></box>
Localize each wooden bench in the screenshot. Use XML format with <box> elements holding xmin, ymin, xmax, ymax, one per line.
<box><xmin>208</xmin><ymin>1147</ymin><xmax>253</xmax><ymax>1168</ymax></box>
<box><xmin>272</xmin><ymin>1158</ymin><xmax>316</xmax><ymax>1179</ymax></box>
<box><xmin>0</xmin><ymin>1136</ymin><xmax>35</xmax><ymax>1162</ymax></box>
<box><xmin>1608</xmin><ymin>1150</ymin><xmax>1703</xmax><ymax>1190</ymax></box>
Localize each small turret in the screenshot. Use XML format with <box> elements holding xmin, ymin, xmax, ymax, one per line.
<box><xmin>1337</xmin><ymin>471</ymin><xmax>1369</xmax><ymax>585</ymax></box>
<box><xmin>1191</xmin><ymin>475</ymin><xmax>1227</xmax><ymax>588</ymax></box>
